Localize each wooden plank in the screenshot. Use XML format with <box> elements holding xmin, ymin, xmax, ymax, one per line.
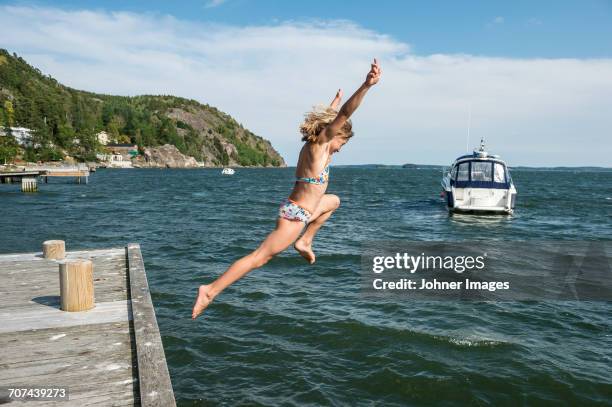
<box><xmin>0</xmin><ymin>300</ymin><xmax>132</xmax><ymax>333</ymax></box>
<box><xmin>0</xmin><ymin>248</ymin><xmax>124</xmax><ymax>262</ymax></box>
<box><xmin>0</xmin><ymin>319</ymin><xmax>138</xmax><ymax>406</ymax></box>
<box><xmin>0</xmin><ymin>321</ymin><xmax>133</xmax><ymax>365</ymax></box>
<box><xmin>46</xmin><ymin>173</ymin><xmax>89</xmax><ymax>177</ymax></box>
<box><xmin>1</xmin><ymin>377</ymin><xmax>138</xmax><ymax>406</ymax></box>
<box><xmin>0</xmin><ymin>344</ymin><xmax>136</xmax><ymax>382</ymax></box>
<box><xmin>0</xmin><ymin>258</ymin><xmax>124</xmax><ymax>271</ymax></box>
<box><xmin>0</xmin><ymin>260</ymin><xmax>127</xmax><ymax>279</ymax></box>
<box><xmin>127</xmin><ymin>243</ymin><xmax>176</xmax><ymax>407</ymax></box>
<box><xmin>1</xmin><ymin>389</ymin><xmax>138</xmax><ymax>407</ymax></box>
<box><xmin>0</xmin><ymin>252</ymin><xmax>127</xmax><ymax>310</ymax></box>
<box><xmin>0</xmin><ymin>253</ymin><xmax>129</xmax><ymax>308</ymax></box>
<box><xmin>0</xmin><ymin>171</ymin><xmax>44</xmax><ymax>177</ymax></box>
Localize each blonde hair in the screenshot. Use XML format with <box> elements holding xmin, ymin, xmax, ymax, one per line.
<box><xmin>299</xmin><ymin>104</ymin><xmax>353</xmax><ymax>143</ymax></box>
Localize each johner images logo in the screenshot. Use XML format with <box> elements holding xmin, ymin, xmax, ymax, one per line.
<box><xmin>361</xmin><ymin>241</ymin><xmax>612</xmax><ymax>301</ymax></box>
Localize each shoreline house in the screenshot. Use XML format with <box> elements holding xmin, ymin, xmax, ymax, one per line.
<box><xmin>0</xmin><ymin>127</ymin><xmax>34</xmax><ymax>146</ymax></box>
<box><xmin>106</xmin><ymin>143</ymin><xmax>139</xmax><ymax>157</ymax></box>
<box><xmin>96</xmin><ymin>152</ymin><xmax>134</xmax><ymax>168</ymax></box>
<box><xmin>96</xmin><ymin>143</ymin><xmax>138</xmax><ymax>168</ymax></box>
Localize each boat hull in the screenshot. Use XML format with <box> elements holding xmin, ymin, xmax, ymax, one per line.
<box><xmin>442</xmin><ymin>178</ymin><xmax>516</xmax><ymax>215</ymax></box>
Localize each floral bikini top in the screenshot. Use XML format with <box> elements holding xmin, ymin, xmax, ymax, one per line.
<box><xmin>295</xmin><ymin>164</ymin><xmax>330</xmax><ymax>185</ymax></box>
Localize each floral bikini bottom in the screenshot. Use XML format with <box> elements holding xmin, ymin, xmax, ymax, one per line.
<box><xmin>279</xmin><ymin>198</ymin><xmax>312</xmax><ymax>224</ymax></box>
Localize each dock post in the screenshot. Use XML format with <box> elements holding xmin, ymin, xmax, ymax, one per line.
<box><xmin>43</xmin><ymin>240</ymin><xmax>66</xmax><ymax>259</ymax></box>
<box><xmin>59</xmin><ymin>259</ymin><xmax>95</xmax><ymax>312</ymax></box>
<box><xmin>85</xmin><ymin>175</ymin><xmax>88</xmax><ymax>184</ymax></box>
<box><xmin>21</xmin><ymin>177</ymin><xmax>37</xmax><ymax>192</ymax></box>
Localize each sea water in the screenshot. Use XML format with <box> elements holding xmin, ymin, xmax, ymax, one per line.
<box><xmin>1</xmin><ymin>167</ymin><xmax>611</xmax><ymax>405</ymax></box>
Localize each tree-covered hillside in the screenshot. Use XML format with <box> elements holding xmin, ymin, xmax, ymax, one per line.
<box><xmin>0</xmin><ymin>49</ymin><xmax>285</xmax><ymax>166</ymax></box>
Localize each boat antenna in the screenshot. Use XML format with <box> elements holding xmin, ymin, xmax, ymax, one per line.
<box><xmin>466</xmin><ymin>103</ymin><xmax>472</xmax><ymax>153</ymax></box>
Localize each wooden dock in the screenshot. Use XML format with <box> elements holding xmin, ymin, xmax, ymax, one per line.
<box><xmin>25</xmin><ymin>164</ymin><xmax>90</xmax><ymax>177</ymax></box>
<box><xmin>0</xmin><ymin>164</ymin><xmax>91</xmax><ymax>191</ymax></box>
<box><xmin>0</xmin><ymin>244</ymin><xmax>175</xmax><ymax>406</ymax></box>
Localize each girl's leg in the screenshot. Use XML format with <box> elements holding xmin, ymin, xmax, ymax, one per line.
<box><xmin>294</xmin><ymin>194</ymin><xmax>340</xmax><ymax>264</ymax></box>
<box><xmin>192</xmin><ymin>218</ymin><xmax>304</xmax><ymax>319</ymax></box>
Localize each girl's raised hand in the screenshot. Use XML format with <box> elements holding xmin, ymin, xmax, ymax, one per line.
<box><xmin>364</xmin><ymin>58</ymin><xmax>382</xmax><ymax>87</ymax></box>
<box><xmin>330</xmin><ymin>88</ymin><xmax>343</xmax><ymax>109</ymax></box>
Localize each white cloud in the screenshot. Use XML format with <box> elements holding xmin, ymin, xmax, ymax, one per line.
<box><xmin>204</xmin><ymin>0</ymin><xmax>227</xmax><ymax>9</ymax></box>
<box><xmin>1</xmin><ymin>5</ymin><xmax>610</xmax><ymax>166</ymax></box>
<box><xmin>486</xmin><ymin>16</ymin><xmax>504</xmax><ymax>28</ymax></box>
<box><xmin>526</xmin><ymin>17</ymin><xmax>543</xmax><ymax>26</ymax></box>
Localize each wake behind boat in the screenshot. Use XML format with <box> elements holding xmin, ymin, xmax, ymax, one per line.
<box><xmin>441</xmin><ymin>139</ymin><xmax>517</xmax><ymax>214</ymax></box>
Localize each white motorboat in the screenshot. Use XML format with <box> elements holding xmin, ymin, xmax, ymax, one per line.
<box><xmin>221</xmin><ymin>168</ymin><xmax>235</xmax><ymax>175</ymax></box>
<box><xmin>441</xmin><ymin>139</ymin><xmax>517</xmax><ymax>214</ymax></box>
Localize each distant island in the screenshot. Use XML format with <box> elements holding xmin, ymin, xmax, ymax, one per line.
<box><xmin>0</xmin><ymin>49</ymin><xmax>285</xmax><ymax>168</ymax></box>
<box><xmin>334</xmin><ymin>163</ymin><xmax>442</xmax><ymax>169</ymax></box>
<box><xmin>333</xmin><ymin>164</ymin><xmax>612</xmax><ymax>171</ymax></box>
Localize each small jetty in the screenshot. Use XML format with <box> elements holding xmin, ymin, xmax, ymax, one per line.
<box><xmin>0</xmin><ymin>164</ymin><xmax>91</xmax><ymax>192</ymax></box>
<box><xmin>0</xmin><ymin>243</ymin><xmax>175</xmax><ymax>406</ymax></box>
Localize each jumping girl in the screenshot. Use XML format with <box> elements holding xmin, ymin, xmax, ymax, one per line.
<box><xmin>192</xmin><ymin>58</ymin><xmax>382</xmax><ymax>319</ymax></box>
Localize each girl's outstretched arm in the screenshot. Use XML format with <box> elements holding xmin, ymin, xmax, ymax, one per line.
<box><xmin>321</xmin><ymin>58</ymin><xmax>381</xmax><ymax>142</ymax></box>
<box><xmin>330</xmin><ymin>88</ymin><xmax>343</xmax><ymax>109</ymax></box>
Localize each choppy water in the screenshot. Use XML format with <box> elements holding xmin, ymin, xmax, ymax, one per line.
<box><xmin>1</xmin><ymin>167</ymin><xmax>611</xmax><ymax>405</ymax></box>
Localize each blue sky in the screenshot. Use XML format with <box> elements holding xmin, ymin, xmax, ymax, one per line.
<box><xmin>1</xmin><ymin>1</ymin><xmax>611</xmax><ymax>166</ymax></box>
<box><xmin>6</xmin><ymin>0</ymin><xmax>612</xmax><ymax>58</ymax></box>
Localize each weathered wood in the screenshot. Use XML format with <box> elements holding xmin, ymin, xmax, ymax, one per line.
<box><xmin>42</xmin><ymin>171</ymin><xmax>89</xmax><ymax>177</ymax></box>
<box><xmin>127</xmin><ymin>243</ymin><xmax>176</xmax><ymax>407</ymax></box>
<box><xmin>59</xmin><ymin>259</ymin><xmax>95</xmax><ymax>312</ymax></box>
<box><xmin>0</xmin><ymin>321</ymin><xmax>134</xmax><ymax>365</ymax></box>
<box><xmin>0</xmin><ymin>318</ymin><xmax>138</xmax><ymax>406</ymax></box>
<box><xmin>0</xmin><ymin>245</ymin><xmax>175</xmax><ymax>406</ymax></box>
<box><xmin>0</xmin><ymin>337</ymin><xmax>135</xmax><ymax>381</ymax></box>
<box><xmin>0</xmin><ymin>300</ymin><xmax>131</xmax><ymax>333</ymax></box>
<box><xmin>0</xmin><ymin>171</ymin><xmax>45</xmax><ymax>177</ymax></box>
<box><xmin>0</xmin><ymin>247</ymin><xmax>124</xmax><ymax>262</ymax></box>
<box><xmin>42</xmin><ymin>240</ymin><xmax>65</xmax><ymax>260</ymax></box>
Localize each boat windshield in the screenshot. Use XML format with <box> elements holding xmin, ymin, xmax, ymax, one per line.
<box><xmin>471</xmin><ymin>162</ymin><xmax>492</xmax><ymax>181</ymax></box>
<box><xmin>451</xmin><ymin>160</ymin><xmax>509</xmax><ymax>187</ymax></box>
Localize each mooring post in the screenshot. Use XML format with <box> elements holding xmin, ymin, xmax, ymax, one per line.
<box><xmin>59</xmin><ymin>259</ymin><xmax>95</xmax><ymax>312</ymax></box>
<box><xmin>43</xmin><ymin>240</ymin><xmax>66</xmax><ymax>260</ymax></box>
<box><xmin>21</xmin><ymin>177</ymin><xmax>37</xmax><ymax>192</ymax></box>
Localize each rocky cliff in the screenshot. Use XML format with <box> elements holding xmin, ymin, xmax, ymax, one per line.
<box><xmin>165</xmin><ymin>106</ymin><xmax>285</xmax><ymax>167</ymax></box>
<box><xmin>132</xmin><ymin>144</ymin><xmax>199</xmax><ymax>168</ymax></box>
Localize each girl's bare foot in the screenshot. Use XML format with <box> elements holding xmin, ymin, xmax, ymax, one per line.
<box><xmin>192</xmin><ymin>284</ymin><xmax>214</xmax><ymax>320</ymax></box>
<box><xmin>294</xmin><ymin>239</ymin><xmax>315</xmax><ymax>264</ymax></box>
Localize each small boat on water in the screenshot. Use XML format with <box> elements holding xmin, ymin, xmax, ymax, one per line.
<box><xmin>441</xmin><ymin>138</ymin><xmax>517</xmax><ymax>214</ymax></box>
<box><xmin>221</xmin><ymin>168</ymin><xmax>235</xmax><ymax>175</ymax></box>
